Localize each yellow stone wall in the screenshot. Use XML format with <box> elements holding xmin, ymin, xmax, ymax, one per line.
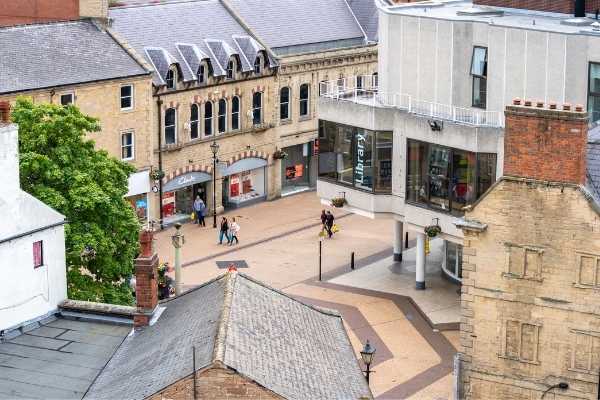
<box><xmin>459</xmin><ymin>178</ymin><xmax>600</xmax><ymax>400</ymax></box>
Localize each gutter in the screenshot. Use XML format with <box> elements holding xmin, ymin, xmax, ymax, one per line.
<box><xmin>0</xmin><ymin>220</ymin><xmax>67</xmax><ymax>245</ymax></box>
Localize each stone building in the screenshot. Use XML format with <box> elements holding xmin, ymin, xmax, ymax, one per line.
<box><xmin>0</xmin><ymin>105</ymin><xmax>67</xmax><ymax>334</ymax></box>
<box><xmin>0</xmin><ymin>19</ymin><xmax>156</xmax><ymax>225</ymax></box>
<box><xmin>454</xmin><ymin>101</ymin><xmax>600</xmax><ymax>399</ymax></box>
<box><xmin>108</xmin><ymin>0</ymin><xmax>378</xmax><ymax>226</ymax></box>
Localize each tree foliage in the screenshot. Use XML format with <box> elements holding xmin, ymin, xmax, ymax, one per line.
<box><xmin>13</xmin><ymin>98</ymin><xmax>140</xmax><ymax>305</ymax></box>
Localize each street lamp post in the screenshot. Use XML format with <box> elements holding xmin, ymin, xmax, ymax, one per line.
<box><xmin>171</xmin><ymin>223</ymin><xmax>185</xmax><ymax>296</ymax></box>
<box><xmin>360</xmin><ymin>340</ymin><xmax>376</xmax><ymax>385</ymax></box>
<box><xmin>210</xmin><ymin>140</ymin><xmax>220</xmax><ymax>228</ymax></box>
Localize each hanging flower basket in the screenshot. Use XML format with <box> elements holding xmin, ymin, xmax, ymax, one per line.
<box><xmin>273</xmin><ymin>149</ymin><xmax>288</xmax><ymax>160</ymax></box>
<box><xmin>331</xmin><ymin>197</ymin><xmax>346</xmax><ymax>208</ymax></box>
<box><xmin>150</xmin><ymin>169</ymin><xmax>165</xmax><ymax>181</ymax></box>
<box><xmin>424</xmin><ymin>224</ymin><xmax>442</xmax><ymax>238</ymax></box>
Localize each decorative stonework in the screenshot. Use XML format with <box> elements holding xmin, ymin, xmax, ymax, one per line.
<box><xmin>225</xmin><ymin>150</ymin><xmax>270</xmax><ymax>167</ymax></box>
<box><xmin>162</xmin><ymin>164</ymin><xmax>212</xmax><ymax>184</ymax></box>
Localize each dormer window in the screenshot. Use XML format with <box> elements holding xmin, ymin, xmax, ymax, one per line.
<box><xmin>226</xmin><ymin>59</ymin><xmax>235</xmax><ymax>80</ymax></box>
<box><xmin>198</xmin><ymin>64</ymin><xmax>206</xmax><ymax>84</ymax></box>
<box><xmin>254</xmin><ymin>56</ymin><xmax>262</xmax><ymax>74</ymax></box>
<box><xmin>166</xmin><ymin>68</ymin><xmax>176</xmax><ymax>90</ymax></box>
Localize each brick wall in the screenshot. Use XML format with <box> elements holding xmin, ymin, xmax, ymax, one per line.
<box><xmin>0</xmin><ymin>0</ymin><xmax>79</xmax><ymax>26</ymax></box>
<box><xmin>149</xmin><ymin>366</ymin><xmax>283</xmax><ymax>399</ymax></box>
<box><xmin>503</xmin><ymin>102</ymin><xmax>588</xmax><ymax>185</ymax></box>
<box><xmin>473</xmin><ymin>0</ymin><xmax>600</xmax><ymax>14</ymax></box>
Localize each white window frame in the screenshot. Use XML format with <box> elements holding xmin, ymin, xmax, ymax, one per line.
<box><xmin>60</xmin><ymin>92</ymin><xmax>74</xmax><ymax>106</ymax></box>
<box><xmin>121</xmin><ymin>130</ymin><xmax>135</xmax><ymax>161</ymax></box>
<box><xmin>252</xmin><ymin>92</ymin><xmax>262</xmax><ymax>125</ymax></box>
<box><xmin>218</xmin><ymin>99</ymin><xmax>227</xmax><ymax>134</ymax></box>
<box><xmin>226</xmin><ymin>59</ymin><xmax>235</xmax><ymax>80</ymax></box>
<box><xmin>120</xmin><ymin>84</ymin><xmax>134</xmax><ymax>111</ymax></box>
<box><xmin>231</xmin><ymin>96</ymin><xmax>240</xmax><ymax>131</ymax></box>
<box><xmin>198</xmin><ymin>64</ymin><xmax>206</xmax><ymax>84</ymax></box>
<box><xmin>204</xmin><ymin>101</ymin><xmax>214</xmax><ymax>137</ymax></box>
<box><xmin>164</xmin><ymin>108</ymin><xmax>177</xmax><ymax>145</ymax></box>
<box><xmin>190</xmin><ymin>103</ymin><xmax>199</xmax><ymax>140</ymax></box>
<box><xmin>280</xmin><ymin>87</ymin><xmax>290</xmax><ymax>121</ymax></box>
<box><xmin>166</xmin><ymin>68</ymin><xmax>176</xmax><ymax>90</ymax></box>
<box><xmin>299</xmin><ymin>83</ymin><xmax>310</xmax><ymax>117</ymax></box>
<box><xmin>254</xmin><ymin>56</ymin><xmax>262</xmax><ymax>74</ymax></box>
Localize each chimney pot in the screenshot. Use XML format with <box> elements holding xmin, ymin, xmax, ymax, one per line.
<box><xmin>575</xmin><ymin>104</ymin><xmax>584</xmax><ymax>112</ymax></box>
<box><xmin>536</xmin><ymin>101</ymin><xmax>544</xmax><ymax>108</ymax></box>
<box><xmin>549</xmin><ymin>102</ymin><xmax>557</xmax><ymax>110</ymax></box>
<box><xmin>524</xmin><ymin>99</ymin><xmax>532</xmax><ymax>107</ymax></box>
<box><xmin>563</xmin><ymin>103</ymin><xmax>572</xmax><ymax>111</ymax></box>
<box><xmin>513</xmin><ymin>98</ymin><xmax>522</xmax><ymax>105</ymax></box>
<box><xmin>0</xmin><ymin>101</ymin><xmax>10</xmax><ymax>123</ymax></box>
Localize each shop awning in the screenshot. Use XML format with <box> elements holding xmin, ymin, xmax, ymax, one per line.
<box><xmin>126</xmin><ymin>170</ymin><xmax>151</xmax><ymax>197</ymax></box>
<box><xmin>221</xmin><ymin>157</ymin><xmax>267</xmax><ymax>176</ymax></box>
<box><xmin>163</xmin><ymin>171</ymin><xmax>212</xmax><ymax>192</ymax></box>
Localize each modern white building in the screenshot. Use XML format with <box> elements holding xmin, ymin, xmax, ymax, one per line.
<box><xmin>317</xmin><ymin>0</ymin><xmax>600</xmax><ymax>288</ymax></box>
<box><xmin>0</xmin><ymin>114</ymin><xmax>67</xmax><ymax>334</ymax></box>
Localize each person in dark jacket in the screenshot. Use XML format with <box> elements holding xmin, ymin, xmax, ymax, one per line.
<box><xmin>325</xmin><ymin>211</ymin><xmax>335</xmax><ymax>238</ymax></box>
<box><xmin>320</xmin><ymin>209</ymin><xmax>327</xmax><ymax>227</ymax></box>
<box><xmin>219</xmin><ymin>217</ymin><xmax>229</xmax><ymax>244</ymax></box>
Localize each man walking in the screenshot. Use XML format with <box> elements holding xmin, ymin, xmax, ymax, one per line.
<box><xmin>219</xmin><ymin>217</ymin><xmax>229</xmax><ymax>245</ymax></box>
<box><xmin>193</xmin><ymin>195</ymin><xmax>206</xmax><ymax>227</ymax></box>
<box><xmin>325</xmin><ymin>211</ymin><xmax>335</xmax><ymax>238</ymax></box>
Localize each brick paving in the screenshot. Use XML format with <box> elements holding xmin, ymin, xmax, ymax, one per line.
<box><xmin>155</xmin><ymin>191</ymin><xmax>458</xmax><ymax>399</ymax></box>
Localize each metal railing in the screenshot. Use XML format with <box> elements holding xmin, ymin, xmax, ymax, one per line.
<box><xmin>319</xmin><ymin>78</ymin><xmax>503</xmax><ymax>128</ymax></box>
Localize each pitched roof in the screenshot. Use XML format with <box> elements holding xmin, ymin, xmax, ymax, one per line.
<box><xmin>109</xmin><ymin>1</ymin><xmax>275</xmax><ymax>85</ymax></box>
<box><xmin>227</xmin><ymin>0</ymin><xmax>369</xmax><ymax>55</ymax></box>
<box><xmin>346</xmin><ymin>0</ymin><xmax>379</xmax><ymax>42</ymax></box>
<box><xmin>84</xmin><ymin>272</ymin><xmax>372</xmax><ymax>400</ymax></box>
<box><xmin>0</xmin><ymin>20</ymin><xmax>148</xmax><ymax>95</ymax></box>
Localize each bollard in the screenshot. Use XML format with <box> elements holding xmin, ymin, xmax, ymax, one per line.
<box><xmin>351</xmin><ymin>251</ymin><xmax>355</xmax><ymax>270</ymax></box>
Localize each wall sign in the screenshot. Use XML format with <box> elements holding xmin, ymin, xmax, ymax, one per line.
<box><xmin>355</xmin><ymin>132</ymin><xmax>366</xmax><ymax>185</ymax></box>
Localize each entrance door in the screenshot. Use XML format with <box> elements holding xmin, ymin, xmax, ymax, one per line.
<box><xmin>222</xmin><ymin>176</ymin><xmax>230</xmax><ymax>209</ymax></box>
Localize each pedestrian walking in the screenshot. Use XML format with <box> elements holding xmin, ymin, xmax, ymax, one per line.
<box><xmin>320</xmin><ymin>209</ymin><xmax>327</xmax><ymax>228</ymax></box>
<box><xmin>325</xmin><ymin>211</ymin><xmax>335</xmax><ymax>238</ymax></box>
<box><xmin>218</xmin><ymin>217</ymin><xmax>229</xmax><ymax>244</ymax></box>
<box><xmin>193</xmin><ymin>195</ymin><xmax>206</xmax><ymax>227</ymax></box>
<box><xmin>228</xmin><ymin>217</ymin><xmax>240</xmax><ymax>245</ymax></box>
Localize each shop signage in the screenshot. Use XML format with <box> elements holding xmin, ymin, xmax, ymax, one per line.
<box><xmin>163</xmin><ymin>171</ymin><xmax>212</xmax><ymax>192</ymax></box>
<box><xmin>355</xmin><ymin>132</ymin><xmax>366</xmax><ymax>185</ymax></box>
<box><xmin>313</xmin><ymin>139</ymin><xmax>319</xmax><ymax>155</ymax></box>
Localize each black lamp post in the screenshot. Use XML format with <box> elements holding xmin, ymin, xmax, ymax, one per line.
<box><xmin>360</xmin><ymin>340</ymin><xmax>376</xmax><ymax>385</ymax></box>
<box><xmin>210</xmin><ymin>140</ymin><xmax>219</xmax><ymax>228</ymax></box>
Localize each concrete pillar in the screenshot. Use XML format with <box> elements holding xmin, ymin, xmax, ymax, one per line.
<box><xmin>415</xmin><ymin>232</ymin><xmax>426</xmax><ymax>290</ymax></box>
<box><xmin>393</xmin><ymin>220</ymin><xmax>403</xmax><ymax>262</ymax></box>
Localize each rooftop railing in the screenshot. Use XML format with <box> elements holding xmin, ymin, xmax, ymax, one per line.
<box><xmin>319</xmin><ymin>77</ymin><xmax>503</xmax><ymax>128</ymax></box>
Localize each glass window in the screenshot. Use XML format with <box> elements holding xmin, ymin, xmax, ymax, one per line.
<box><xmin>589</xmin><ymin>62</ymin><xmax>600</xmax><ymax>122</ymax></box>
<box><xmin>472</xmin><ymin>76</ymin><xmax>487</xmax><ymax>109</ymax></box>
<box><xmin>374</xmin><ymin>131</ymin><xmax>393</xmax><ymax>192</ymax></box>
<box><xmin>445</xmin><ymin>241</ymin><xmax>463</xmax><ymax>279</ymax></box>
<box><xmin>227</xmin><ymin>59</ymin><xmax>234</xmax><ymax>79</ymax></box>
<box><xmin>406</xmin><ymin>139</ymin><xmax>497</xmax><ymax>214</ymax></box>
<box><xmin>232</xmin><ymin>96</ymin><xmax>240</xmax><ymax>130</ymax></box>
<box><xmin>372</xmin><ymin>72</ymin><xmax>378</xmax><ymax>89</ymax></box>
<box><xmin>318</xmin><ymin>120</ymin><xmax>392</xmax><ymax>193</ymax></box>
<box><xmin>254</xmin><ymin>56</ymin><xmax>262</xmax><ymax>74</ymax></box>
<box><xmin>252</xmin><ymin>92</ymin><xmax>262</xmax><ymax>125</ymax></box>
<box><xmin>280</xmin><ymin>87</ymin><xmax>290</xmax><ymax>120</ymax></box>
<box><xmin>60</xmin><ymin>93</ymin><xmax>73</xmax><ymax>106</ymax></box>
<box><xmin>204</xmin><ymin>102</ymin><xmax>213</xmax><ymax>136</ymax></box>
<box><xmin>356</xmin><ymin>76</ymin><xmax>363</xmax><ymax>90</ymax></box>
<box><xmin>121</xmin><ymin>131</ymin><xmax>134</xmax><ymax>160</ymax></box>
<box><xmin>33</xmin><ymin>241</ymin><xmax>43</xmax><ymax>268</ymax></box>
<box><xmin>165</xmin><ymin>108</ymin><xmax>176</xmax><ymax>144</ymax></box>
<box><xmin>471</xmin><ymin>47</ymin><xmax>487</xmax><ymax>109</ymax></box>
<box><xmin>198</xmin><ymin>64</ymin><xmax>205</xmax><ymax>84</ymax></box>
<box><xmin>299</xmin><ymin>83</ymin><xmax>309</xmax><ymax>117</ymax></box>
<box><xmin>166</xmin><ymin>68</ymin><xmax>176</xmax><ymax>89</ymax></box>
<box><xmin>471</xmin><ymin>47</ymin><xmax>488</xmax><ymax>76</ymax></box>
<box><xmin>120</xmin><ymin>85</ymin><xmax>133</xmax><ymax>110</ymax></box>
<box><xmin>218</xmin><ymin>99</ymin><xmax>227</xmax><ymax>134</ymax></box>
<box><xmin>190</xmin><ymin>104</ymin><xmax>199</xmax><ymax>139</ymax></box>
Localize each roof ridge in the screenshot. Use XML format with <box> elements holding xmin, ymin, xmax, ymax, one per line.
<box><xmin>236</xmin><ymin>272</ymin><xmax>342</xmax><ymax>318</ymax></box>
<box><xmin>211</xmin><ymin>271</ymin><xmax>236</xmax><ymax>365</ymax></box>
<box><xmin>110</xmin><ymin>0</ymin><xmax>214</xmax><ymax>10</ymax></box>
<box><xmin>160</xmin><ymin>272</ymin><xmax>228</xmax><ymax>304</ymax></box>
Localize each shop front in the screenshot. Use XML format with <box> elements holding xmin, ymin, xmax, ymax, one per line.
<box><xmin>221</xmin><ymin>157</ymin><xmax>267</xmax><ymax>208</ymax></box>
<box><xmin>162</xmin><ymin>171</ymin><xmax>211</xmax><ymax>225</ymax></box>
<box><xmin>281</xmin><ymin>142</ymin><xmax>316</xmax><ymax>196</ymax></box>
<box><xmin>126</xmin><ymin>170</ymin><xmax>151</xmax><ymax>227</ymax></box>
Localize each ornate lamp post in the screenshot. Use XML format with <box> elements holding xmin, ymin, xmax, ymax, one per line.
<box><xmin>171</xmin><ymin>223</ymin><xmax>185</xmax><ymax>296</ymax></box>
<box><xmin>360</xmin><ymin>340</ymin><xmax>376</xmax><ymax>385</ymax></box>
<box><xmin>210</xmin><ymin>140</ymin><xmax>220</xmax><ymax>228</ymax></box>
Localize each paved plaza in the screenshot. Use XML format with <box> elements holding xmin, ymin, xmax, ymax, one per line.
<box><xmin>154</xmin><ymin>191</ymin><xmax>459</xmax><ymax>399</ymax></box>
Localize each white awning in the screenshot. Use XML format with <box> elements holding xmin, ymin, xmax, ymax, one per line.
<box><xmin>126</xmin><ymin>171</ymin><xmax>151</xmax><ymax>197</ymax></box>
<box><xmin>220</xmin><ymin>157</ymin><xmax>267</xmax><ymax>176</ymax></box>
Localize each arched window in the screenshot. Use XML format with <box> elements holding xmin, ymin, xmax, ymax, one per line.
<box><xmin>280</xmin><ymin>87</ymin><xmax>290</xmax><ymax>120</ymax></box>
<box><xmin>226</xmin><ymin>59</ymin><xmax>235</xmax><ymax>80</ymax></box>
<box><xmin>198</xmin><ymin>64</ymin><xmax>206</xmax><ymax>84</ymax></box>
<box><xmin>164</xmin><ymin>108</ymin><xmax>176</xmax><ymax>144</ymax></box>
<box><xmin>299</xmin><ymin>83</ymin><xmax>309</xmax><ymax>117</ymax></box>
<box><xmin>254</xmin><ymin>56</ymin><xmax>262</xmax><ymax>74</ymax></box>
<box><xmin>190</xmin><ymin>104</ymin><xmax>199</xmax><ymax>139</ymax></box>
<box><xmin>231</xmin><ymin>96</ymin><xmax>240</xmax><ymax>130</ymax></box>
<box><xmin>218</xmin><ymin>99</ymin><xmax>227</xmax><ymax>134</ymax></box>
<box><xmin>204</xmin><ymin>102</ymin><xmax>213</xmax><ymax>136</ymax></box>
<box><xmin>252</xmin><ymin>92</ymin><xmax>262</xmax><ymax>125</ymax></box>
<box><xmin>166</xmin><ymin>68</ymin><xmax>176</xmax><ymax>89</ymax></box>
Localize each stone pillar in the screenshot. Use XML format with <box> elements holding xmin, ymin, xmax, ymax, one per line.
<box><xmin>134</xmin><ymin>230</ymin><xmax>159</xmax><ymax>328</ymax></box>
<box><xmin>415</xmin><ymin>232</ymin><xmax>426</xmax><ymax>290</ymax></box>
<box><xmin>393</xmin><ymin>220</ymin><xmax>403</xmax><ymax>262</ymax></box>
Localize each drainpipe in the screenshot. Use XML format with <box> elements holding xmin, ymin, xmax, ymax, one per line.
<box><xmin>157</xmin><ymin>96</ymin><xmax>164</xmax><ymax>230</ymax></box>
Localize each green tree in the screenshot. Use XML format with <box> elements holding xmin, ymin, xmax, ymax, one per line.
<box><xmin>12</xmin><ymin>98</ymin><xmax>140</xmax><ymax>305</ymax></box>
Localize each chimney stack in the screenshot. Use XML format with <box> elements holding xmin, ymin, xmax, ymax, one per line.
<box><xmin>503</xmin><ymin>100</ymin><xmax>588</xmax><ymax>185</ymax></box>
<box><xmin>134</xmin><ymin>229</ymin><xmax>159</xmax><ymax>328</ymax></box>
<box><xmin>0</xmin><ymin>101</ymin><xmax>10</xmax><ymax>123</ymax></box>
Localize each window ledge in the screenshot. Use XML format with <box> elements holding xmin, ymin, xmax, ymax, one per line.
<box><xmin>501</xmin><ymin>272</ymin><xmax>543</xmax><ymax>282</ymax></box>
<box><xmin>120</xmin><ymin>108</ymin><xmax>135</xmax><ymax>113</ymax></box>
<box><xmin>573</xmin><ymin>283</ymin><xmax>600</xmax><ymax>290</ymax></box>
<box><xmin>299</xmin><ymin>115</ymin><xmax>312</xmax><ymax>122</ymax></box>
<box><xmin>497</xmin><ymin>355</ymin><xmax>540</xmax><ymax>365</ymax></box>
<box><xmin>280</xmin><ymin>119</ymin><xmax>292</xmax><ymax>126</ymax></box>
<box><xmin>568</xmin><ymin>367</ymin><xmax>597</xmax><ymax>375</ymax></box>
<box><xmin>405</xmin><ymin>200</ymin><xmax>461</xmax><ymax>216</ymax></box>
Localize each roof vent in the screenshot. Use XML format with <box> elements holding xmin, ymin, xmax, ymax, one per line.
<box><xmin>456</xmin><ymin>7</ymin><xmax>504</xmax><ymax>17</ymax></box>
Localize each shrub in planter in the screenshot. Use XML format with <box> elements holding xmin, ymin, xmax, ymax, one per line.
<box><xmin>151</xmin><ymin>169</ymin><xmax>165</xmax><ymax>181</ymax></box>
<box><xmin>424</xmin><ymin>224</ymin><xmax>442</xmax><ymax>238</ymax></box>
<box><xmin>331</xmin><ymin>197</ymin><xmax>346</xmax><ymax>208</ymax></box>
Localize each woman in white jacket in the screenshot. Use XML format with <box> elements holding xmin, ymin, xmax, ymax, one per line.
<box><xmin>228</xmin><ymin>217</ymin><xmax>240</xmax><ymax>245</ymax></box>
